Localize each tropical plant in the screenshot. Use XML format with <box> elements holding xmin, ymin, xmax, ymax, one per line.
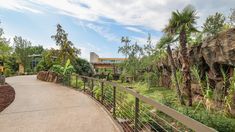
<box><xmin>224</xmin><ymin>69</ymin><xmax>235</xmax><ymax>116</ymax></box>
<box><xmin>157</xmin><ymin>35</ymin><xmax>185</xmax><ymax>105</ymax></box>
<box><xmin>50</xmin><ymin>59</ymin><xmax>74</xmax><ymax>76</ymax></box>
<box><xmin>164</xmin><ymin>5</ymin><xmax>198</xmax><ymax>106</ymax></box>
<box><xmin>190</xmin><ymin>66</ymin><xmax>205</xmax><ymax>96</ymax></box>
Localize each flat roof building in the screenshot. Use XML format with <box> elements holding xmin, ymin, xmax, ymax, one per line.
<box><xmin>90</xmin><ymin>52</ymin><xmax>127</xmax><ymax>70</ymax></box>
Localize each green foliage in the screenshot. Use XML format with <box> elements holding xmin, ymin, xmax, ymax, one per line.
<box><xmin>185</xmin><ymin>110</ymin><xmax>235</xmax><ymax>132</ymax></box>
<box><xmin>0</xmin><ymin>23</ymin><xmax>12</xmax><ymax>60</ymax></box>
<box><xmin>164</xmin><ymin>5</ymin><xmax>198</xmax><ymax>36</ymax></box>
<box><xmin>50</xmin><ymin>59</ymin><xmax>75</xmax><ymax>76</ymax></box>
<box><xmin>144</xmin><ymin>72</ymin><xmax>158</xmax><ymax>88</ymax></box>
<box><xmin>190</xmin><ymin>66</ymin><xmax>205</xmax><ymax>96</ymax></box>
<box><xmin>118</xmin><ymin>37</ymin><xmax>144</xmax><ymax>80</ymax></box>
<box><xmin>229</xmin><ymin>8</ymin><xmax>235</xmax><ymax>27</ymax></box>
<box><xmin>202</xmin><ymin>12</ymin><xmax>225</xmax><ymax>36</ymax></box>
<box><xmin>72</xmin><ymin>58</ymin><xmax>93</xmax><ymax>76</ymax></box>
<box><xmin>36</xmin><ymin>49</ymin><xmax>59</xmax><ymax>72</ymax></box>
<box><xmin>188</xmin><ymin>32</ymin><xmax>203</xmax><ymax>46</ymax></box>
<box><xmin>119</xmin><ymin>72</ymin><xmax>126</xmax><ymax>83</ymax></box>
<box><xmin>36</xmin><ymin>60</ymin><xmax>47</xmax><ymax>72</ymax></box>
<box><xmin>205</xmin><ymin>74</ymin><xmax>213</xmax><ymax>99</ymax></box>
<box><xmin>13</xmin><ymin>36</ymin><xmax>32</xmax><ymax>68</ymax></box>
<box><xmin>157</xmin><ymin>35</ymin><xmax>175</xmax><ymax>49</ymax></box>
<box><xmin>69</xmin><ymin>75</ymin><xmax>83</xmax><ymax>89</ymax></box>
<box><xmin>28</xmin><ymin>45</ymin><xmax>44</xmax><ymax>55</ymax></box>
<box><xmin>144</xmin><ymin>33</ymin><xmax>155</xmax><ymax>56</ymax></box>
<box><xmin>51</xmin><ymin>24</ymin><xmax>80</xmax><ymax>65</ymax></box>
<box><xmin>224</xmin><ymin>69</ymin><xmax>235</xmax><ymax>116</ymax></box>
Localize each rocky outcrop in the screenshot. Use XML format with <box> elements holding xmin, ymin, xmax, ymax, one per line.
<box><xmin>37</xmin><ymin>71</ymin><xmax>61</xmax><ymax>83</ymax></box>
<box><xmin>156</xmin><ymin>28</ymin><xmax>235</xmax><ymax>115</ymax></box>
<box><xmin>201</xmin><ymin>28</ymin><xmax>235</xmax><ymax>79</ymax></box>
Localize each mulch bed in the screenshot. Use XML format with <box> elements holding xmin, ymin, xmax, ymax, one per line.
<box><xmin>0</xmin><ymin>84</ymin><xmax>15</xmax><ymax>112</ymax></box>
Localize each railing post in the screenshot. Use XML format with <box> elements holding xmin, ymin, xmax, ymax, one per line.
<box><xmin>83</xmin><ymin>78</ymin><xmax>86</xmax><ymax>92</ymax></box>
<box><xmin>63</xmin><ymin>75</ymin><xmax>65</xmax><ymax>86</ymax></box>
<box><xmin>75</xmin><ymin>75</ymin><xmax>78</xmax><ymax>88</ymax></box>
<box><xmin>113</xmin><ymin>86</ymin><xmax>116</xmax><ymax>119</ymax></box>
<box><xmin>101</xmin><ymin>82</ymin><xmax>104</xmax><ymax>104</ymax></box>
<box><xmin>91</xmin><ymin>79</ymin><xmax>94</xmax><ymax>97</ymax></box>
<box><xmin>68</xmin><ymin>74</ymin><xmax>71</xmax><ymax>86</ymax></box>
<box><xmin>134</xmin><ymin>97</ymin><xmax>140</xmax><ymax>132</ymax></box>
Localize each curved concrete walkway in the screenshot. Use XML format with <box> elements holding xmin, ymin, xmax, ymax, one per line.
<box><xmin>0</xmin><ymin>75</ymin><xmax>120</xmax><ymax>132</ymax></box>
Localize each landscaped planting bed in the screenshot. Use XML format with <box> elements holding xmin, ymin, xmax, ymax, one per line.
<box><xmin>0</xmin><ymin>84</ymin><xmax>15</xmax><ymax>112</ymax></box>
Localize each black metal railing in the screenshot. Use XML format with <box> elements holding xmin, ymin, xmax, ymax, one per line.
<box><xmin>63</xmin><ymin>74</ymin><xmax>216</xmax><ymax>132</ymax></box>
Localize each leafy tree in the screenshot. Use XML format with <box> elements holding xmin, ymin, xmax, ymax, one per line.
<box><xmin>164</xmin><ymin>5</ymin><xmax>198</xmax><ymax>106</ymax></box>
<box><xmin>202</xmin><ymin>12</ymin><xmax>225</xmax><ymax>36</ymax></box>
<box><xmin>29</xmin><ymin>45</ymin><xmax>44</xmax><ymax>55</ymax></box>
<box><xmin>51</xmin><ymin>24</ymin><xmax>81</xmax><ymax>65</ymax></box>
<box><xmin>72</xmin><ymin>58</ymin><xmax>93</xmax><ymax>76</ymax></box>
<box><xmin>229</xmin><ymin>8</ymin><xmax>235</xmax><ymax>26</ymax></box>
<box><xmin>144</xmin><ymin>33</ymin><xmax>154</xmax><ymax>56</ymax></box>
<box><xmin>158</xmin><ymin>35</ymin><xmax>185</xmax><ymax>105</ymax></box>
<box><xmin>0</xmin><ymin>23</ymin><xmax>16</xmax><ymax>76</ymax></box>
<box><xmin>118</xmin><ymin>37</ymin><xmax>143</xmax><ymax>80</ymax></box>
<box><xmin>13</xmin><ymin>36</ymin><xmax>32</xmax><ymax>69</ymax></box>
<box><xmin>119</xmin><ymin>36</ymin><xmax>131</xmax><ymax>58</ymax></box>
<box><xmin>0</xmin><ymin>23</ymin><xmax>11</xmax><ymax>60</ymax></box>
<box><xmin>36</xmin><ymin>49</ymin><xmax>59</xmax><ymax>72</ymax></box>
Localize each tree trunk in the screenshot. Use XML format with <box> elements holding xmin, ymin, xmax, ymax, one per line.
<box><xmin>179</xmin><ymin>29</ymin><xmax>193</xmax><ymax>106</ymax></box>
<box><xmin>167</xmin><ymin>45</ymin><xmax>185</xmax><ymax>105</ymax></box>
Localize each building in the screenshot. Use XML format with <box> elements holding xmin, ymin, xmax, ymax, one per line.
<box><xmin>90</xmin><ymin>52</ymin><xmax>127</xmax><ymax>73</ymax></box>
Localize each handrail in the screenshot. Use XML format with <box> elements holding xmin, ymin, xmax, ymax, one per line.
<box><xmin>72</xmin><ymin>74</ymin><xmax>216</xmax><ymax>132</ymax></box>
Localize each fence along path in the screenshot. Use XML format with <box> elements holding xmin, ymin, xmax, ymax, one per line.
<box><xmin>65</xmin><ymin>74</ymin><xmax>216</xmax><ymax>132</ymax></box>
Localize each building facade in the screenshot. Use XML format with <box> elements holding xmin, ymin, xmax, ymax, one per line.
<box><xmin>90</xmin><ymin>52</ymin><xmax>126</xmax><ymax>73</ymax></box>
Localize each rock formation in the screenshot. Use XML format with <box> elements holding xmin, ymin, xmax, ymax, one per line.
<box><xmin>37</xmin><ymin>71</ymin><xmax>61</xmax><ymax>83</ymax></box>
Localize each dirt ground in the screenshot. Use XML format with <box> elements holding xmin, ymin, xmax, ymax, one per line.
<box><xmin>0</xmin><ymin>84</ymin><xmax>15</xmax><ymax>112</ymax></box>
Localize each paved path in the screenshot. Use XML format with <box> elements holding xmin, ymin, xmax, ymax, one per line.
<box><xmin>0</xmin><ymin>75</ymin><xmax>119</xmax><ymax>132</ymax></box>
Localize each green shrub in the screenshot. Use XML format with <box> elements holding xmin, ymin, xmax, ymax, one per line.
<box><xmin>185</xmin><ymin>110</ymin><xmax>235</xmax><ymax>132</ymax></box>
<box><xmin>4</xmin><ymin>67</ymin><xmax>12</xmax><ymax>77</ymax></box>
<box><xmin>69</xmin><ymin>75</ymin><xmax>83</xmax><ymax>89</ymax></box>
<box><xmin>119</xmin><ymin>73</ymin><xmax>126</xmax><ymax>83</ymax></box>
<box><xmin>144</xmin><ymin>72</ymin><xmax>158</xmax><ymax>88</ymax></box>
<box><xmin>107</xmin><ymin>74</ymin><xmax>113</xmax><ymax>81</ymax></box>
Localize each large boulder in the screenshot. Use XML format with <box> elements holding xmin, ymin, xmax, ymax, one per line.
<box><xmin>37</xmin><ymin>71</ymin><xmax>60</xmax><ymax>83</ymax></box>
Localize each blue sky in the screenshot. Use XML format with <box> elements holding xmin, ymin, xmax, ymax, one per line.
<box><xmin>0</xmin><ymin>0</ymin><xmax>234</xmax><ymax>60</ymax></box>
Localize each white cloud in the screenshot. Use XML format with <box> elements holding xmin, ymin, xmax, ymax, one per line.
<box><xmin>0</xmin><ymin>0</ymin><xmax>43</xmax><ymax>14</ymax></box>
<box><xmin>1</xmin><ymin>0</ymin><xmax>234</xmax><ymax>31</ymax></box>
<box><xmin>85</xmin><ymin>23</ymin><xmax>120</xmax><ymax>42</ymax></box>
<box><xmin>132</xmin><ymin>35</ymin><xmax>160</xmax><ymax>46</ymax></box>
<box><xmin>126</xmin><ymin>27</ymin><xmax>145</xmax><ymax>34</ymax></box>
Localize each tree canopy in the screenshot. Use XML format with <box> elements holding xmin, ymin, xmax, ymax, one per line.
<box><xmin>51</xmin><ymin>24</ymin><xmax>81</xmax><ymax>65</ymax></box>
<box><xmin>202</xmin><ymin>12</ymin><xmax>225</xmax><ymax>36</ymax></box>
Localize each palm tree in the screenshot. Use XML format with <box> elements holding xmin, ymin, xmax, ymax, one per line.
<box><xmin>164</xmin><ymin>5</ymin><xmax>198</xmax><ymax>106</ymax></box>
<box><xmin>158</xmin><ymin>35</ymin><xmax>185</xmax><ymax>105</ymax></box>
